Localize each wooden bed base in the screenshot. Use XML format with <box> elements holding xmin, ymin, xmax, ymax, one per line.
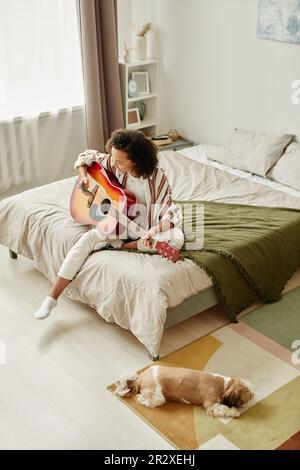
<box><xmin>8</xmin><ymin>248</ymin><xmax>227</xmax><ymax>362</ymax></box>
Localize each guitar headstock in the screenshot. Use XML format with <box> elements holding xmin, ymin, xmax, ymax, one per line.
<box><xmin>155</xmin><ymin>241</ymin><xmax>181</xmax><ymax>263</ymax></box>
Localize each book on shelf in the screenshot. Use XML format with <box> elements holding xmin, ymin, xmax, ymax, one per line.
<box><xmin>152</xmin><ymin>137</ymin><xmax>173</xmax><ymax>147</ymax></box>
<box><xmin>151</xmin><ymin>135</ymin><xmax>169</xmax><ymax>140</ymax></box>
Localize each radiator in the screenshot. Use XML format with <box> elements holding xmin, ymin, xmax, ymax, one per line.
<box><xmin>0</xmin><ymin>106</ymin><xmax>86</xmax><ymax>195</ymax></box>
<box><xmin>0</xmin><ymin>117</ymin><xmax>34</xmax><ymax>191</ymax></box>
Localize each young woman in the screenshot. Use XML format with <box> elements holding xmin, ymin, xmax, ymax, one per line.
<box><xmin>34</xmin><ymin>128</ymin><xmax>184</xmax><ymax>319</ymax></box>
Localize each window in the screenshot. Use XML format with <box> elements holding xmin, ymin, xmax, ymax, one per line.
<box><xmin>0</xmin><ymin>0</ymin><xmax>84</xmax><ymax>120</ymax></box>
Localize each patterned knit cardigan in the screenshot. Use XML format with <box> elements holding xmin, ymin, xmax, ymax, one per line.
<box><xmin>74</xmin><ymin>149</ymin><xmax>182</xmax><ymax>230</ymax></box>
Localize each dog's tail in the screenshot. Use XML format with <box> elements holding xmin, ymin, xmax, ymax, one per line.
<box><xmin>115</xmin><ymin>372</ymin><xmax>139</xmax><ymax>397</ymax></box>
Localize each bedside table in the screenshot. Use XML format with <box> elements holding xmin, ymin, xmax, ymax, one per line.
<box><xmin>156</xmin><ymin>138</ymin><xmax>194</xmax><ymax>152</ymax></box>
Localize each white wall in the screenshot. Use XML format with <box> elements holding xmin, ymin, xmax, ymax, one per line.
<box><xmin>117</xmin><ymin>0</ymin><xmax>132</xmax><ymax>61</ymax></box>
<box><xmin>118</xmin><ymin>0</ymin><xmax>300</xmax><ymax>144</ymax></box>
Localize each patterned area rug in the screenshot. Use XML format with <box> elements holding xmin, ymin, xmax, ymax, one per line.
<box><xmin>108</xmin><ymin>287</ymin><xmax>300</xmax><ymax>450</ymax></box>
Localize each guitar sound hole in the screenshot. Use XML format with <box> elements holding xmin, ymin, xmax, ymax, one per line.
<box><xmin>100</xmin><ymin>198</ymin><xmax>111</xmax><ymax>215</ymax></box>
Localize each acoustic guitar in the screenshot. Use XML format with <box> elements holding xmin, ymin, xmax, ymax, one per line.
<box><xmin>70</xmin><ymin>162</ymin><xmax>181</xmax><ymax>263</ymax></box>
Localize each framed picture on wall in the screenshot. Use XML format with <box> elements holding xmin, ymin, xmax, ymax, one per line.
<box><xmin>132</xmin><ymin>71</ymin><xmax>150</xmax><ymax>94</ymax></box>
<box><xmin>127</xmin><ymin>108</ymin><xmax>140</xmax><ymax>127</ymax></box>
<box><xmin>257</xmin><ymin>0</ymin><xmax>300</xmax><ymax>45</ymax></box>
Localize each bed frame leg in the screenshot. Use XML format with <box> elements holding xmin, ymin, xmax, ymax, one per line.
<box><xmin>149</xmin><ymin>352</ymin><xmax>160</xmax><ymax>362</ymax></box>
<box><xmin>9</xmin><ymin>249</ymin><xmax>18</xmax><ymax>259</ymax></box>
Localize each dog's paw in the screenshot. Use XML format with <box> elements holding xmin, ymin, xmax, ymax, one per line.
<box><xmin>115</xmin><ymin>386</ymin><xmax>131</xmax><ymax>397</ymax></box>
<box><xmin>228</xmin><ymin>407</ymin><xmax>240</xmax><ymax>418</ymax></box>
<box><xmin>136</xmin><ymin>393</ymin><xmax>164</xmax><ymax>408</ymax></box>
<box><xmin>206</xmin><ymin>407</ymin><xmax>216</xmax><ymax>417</ymax></box>
<box><xmin>206</xmin><ymin>404</ymin><xmax>227</xmax><ymax>417</ymax></box>
<box><xmin>136</xmin><ymin>394</ymin><xmax>154</xmax><ymax>408</ymax></box>
<box><xmin>206</xmin><ymin>403</ymin><xmax>240</xmax><ymax>418</ymax></box>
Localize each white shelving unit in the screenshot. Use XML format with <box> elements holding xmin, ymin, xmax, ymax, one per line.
<box><xmin>119</xmin><ymin>59</ymin><xmax>159</xmax><ymax>136</ymax></box>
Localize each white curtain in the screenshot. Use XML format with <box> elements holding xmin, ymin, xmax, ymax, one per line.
<box><xmin>0</xmin><ymin>0</ymin><xmax>86</xmax><ymax>194</ymax></box>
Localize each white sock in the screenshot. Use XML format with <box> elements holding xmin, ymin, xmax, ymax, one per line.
<box><xmin>34</xmin><ymin>296</ymin><xmax>57</xmax><ymax>320</ymax></box>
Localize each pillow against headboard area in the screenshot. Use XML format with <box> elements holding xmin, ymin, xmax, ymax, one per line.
<box><xmin>207</xmin><ymin>129</ymin><xmax>293</xmax><ymax>177</ymax></box>
<box><xmin>267</xmin><ymin>141</ymin><xmax>300</xmax><ymax>191</ymax></box>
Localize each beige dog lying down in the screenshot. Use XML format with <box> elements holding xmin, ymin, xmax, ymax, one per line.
<box><xmin>115</xmin><ymin>365</ymin><xmax>254</xmax><ymax>418</ymax></box>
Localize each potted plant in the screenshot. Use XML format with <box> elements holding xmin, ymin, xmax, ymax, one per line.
<box><xmin>134</xmin><ymin>22</ymin><xmax>151</xmax><ymax>61</ymax></box>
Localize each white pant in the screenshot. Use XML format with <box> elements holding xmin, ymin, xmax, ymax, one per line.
<box><xmin>58</xmin><ymin>227</ymin><xmax>184</xmax><ymax>280</ymax></box>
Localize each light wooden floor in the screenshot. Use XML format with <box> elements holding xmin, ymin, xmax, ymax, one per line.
<box><xmin>0</xmin><ymin>243</ymin><xmax>299</xmax><ymax>450</ymax></box>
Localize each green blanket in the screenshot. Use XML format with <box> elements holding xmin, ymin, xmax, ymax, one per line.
<box><xmin>177</xmin><ymin>200</ymin><xmax>300</xmax><ymax>320</ymax></box>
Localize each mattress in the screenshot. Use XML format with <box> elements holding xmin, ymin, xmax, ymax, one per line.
<box><xmin>1</xmin><ymin>148</ymin><xmax>300</xmax><ymax>356</ymax></box>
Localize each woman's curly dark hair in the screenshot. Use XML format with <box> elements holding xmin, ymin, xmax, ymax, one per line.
<box><xmin>105</xmin><ymin>129</ymin><xmax>158</xmax><ymax>178</ymax></box>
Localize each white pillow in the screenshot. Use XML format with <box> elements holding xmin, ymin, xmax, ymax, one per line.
<box><xmin>207</xmin><ymin>129</ymin><xmax>293</xmax><ymax>177</ymax></box>
<box><xmin>267</xmin><ymin>141</ymin><xmax>300</xmax><ymax>191</ymax></box>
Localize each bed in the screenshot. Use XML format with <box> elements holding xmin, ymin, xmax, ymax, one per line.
<box><xmin>1</xmin><ymin>144</ymin><xmax>300</xmax><ymax>358</ymax></box>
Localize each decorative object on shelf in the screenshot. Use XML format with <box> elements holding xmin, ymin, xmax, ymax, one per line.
<box><xmin>127</xmin><ymin>108</ymin><xmax>140</xmax><ymax>127</ymax></box>
<box><xmin>122</xmin><ymin>42</ymin><xmax>134</xmax><ymax>63</ymax></box>
<box><xmin>132</xmin><ymin>71</ymin><xmax>150</xmax><ymax>94</ymax></box>
<box><xmin>133</xmin><ymin>101</ymin><xmax>146</xmax><ymax>120</ymax></box>
<box><xmin>167</xmin><ymin>129</ymin><xmax>180</xmax><ymax>141</ymax></box>
<box><xmin>133</xmin><ymin>22</ymin><xmax>152</xmax><ymax>60</ymax></box>
<box><xmin>137</xmin><ymin>22</ymin><xmax>152</xmax><ymax>37</ymax></box>
<box><xmin>133</xmin><ymin>36</ymin><xmax>146</xmax><ymax>61</ymax></box>
<box><xmin>128</xmin><ymin>78</ymin><xmax>138</xmax><ymax>98</ymax></box>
